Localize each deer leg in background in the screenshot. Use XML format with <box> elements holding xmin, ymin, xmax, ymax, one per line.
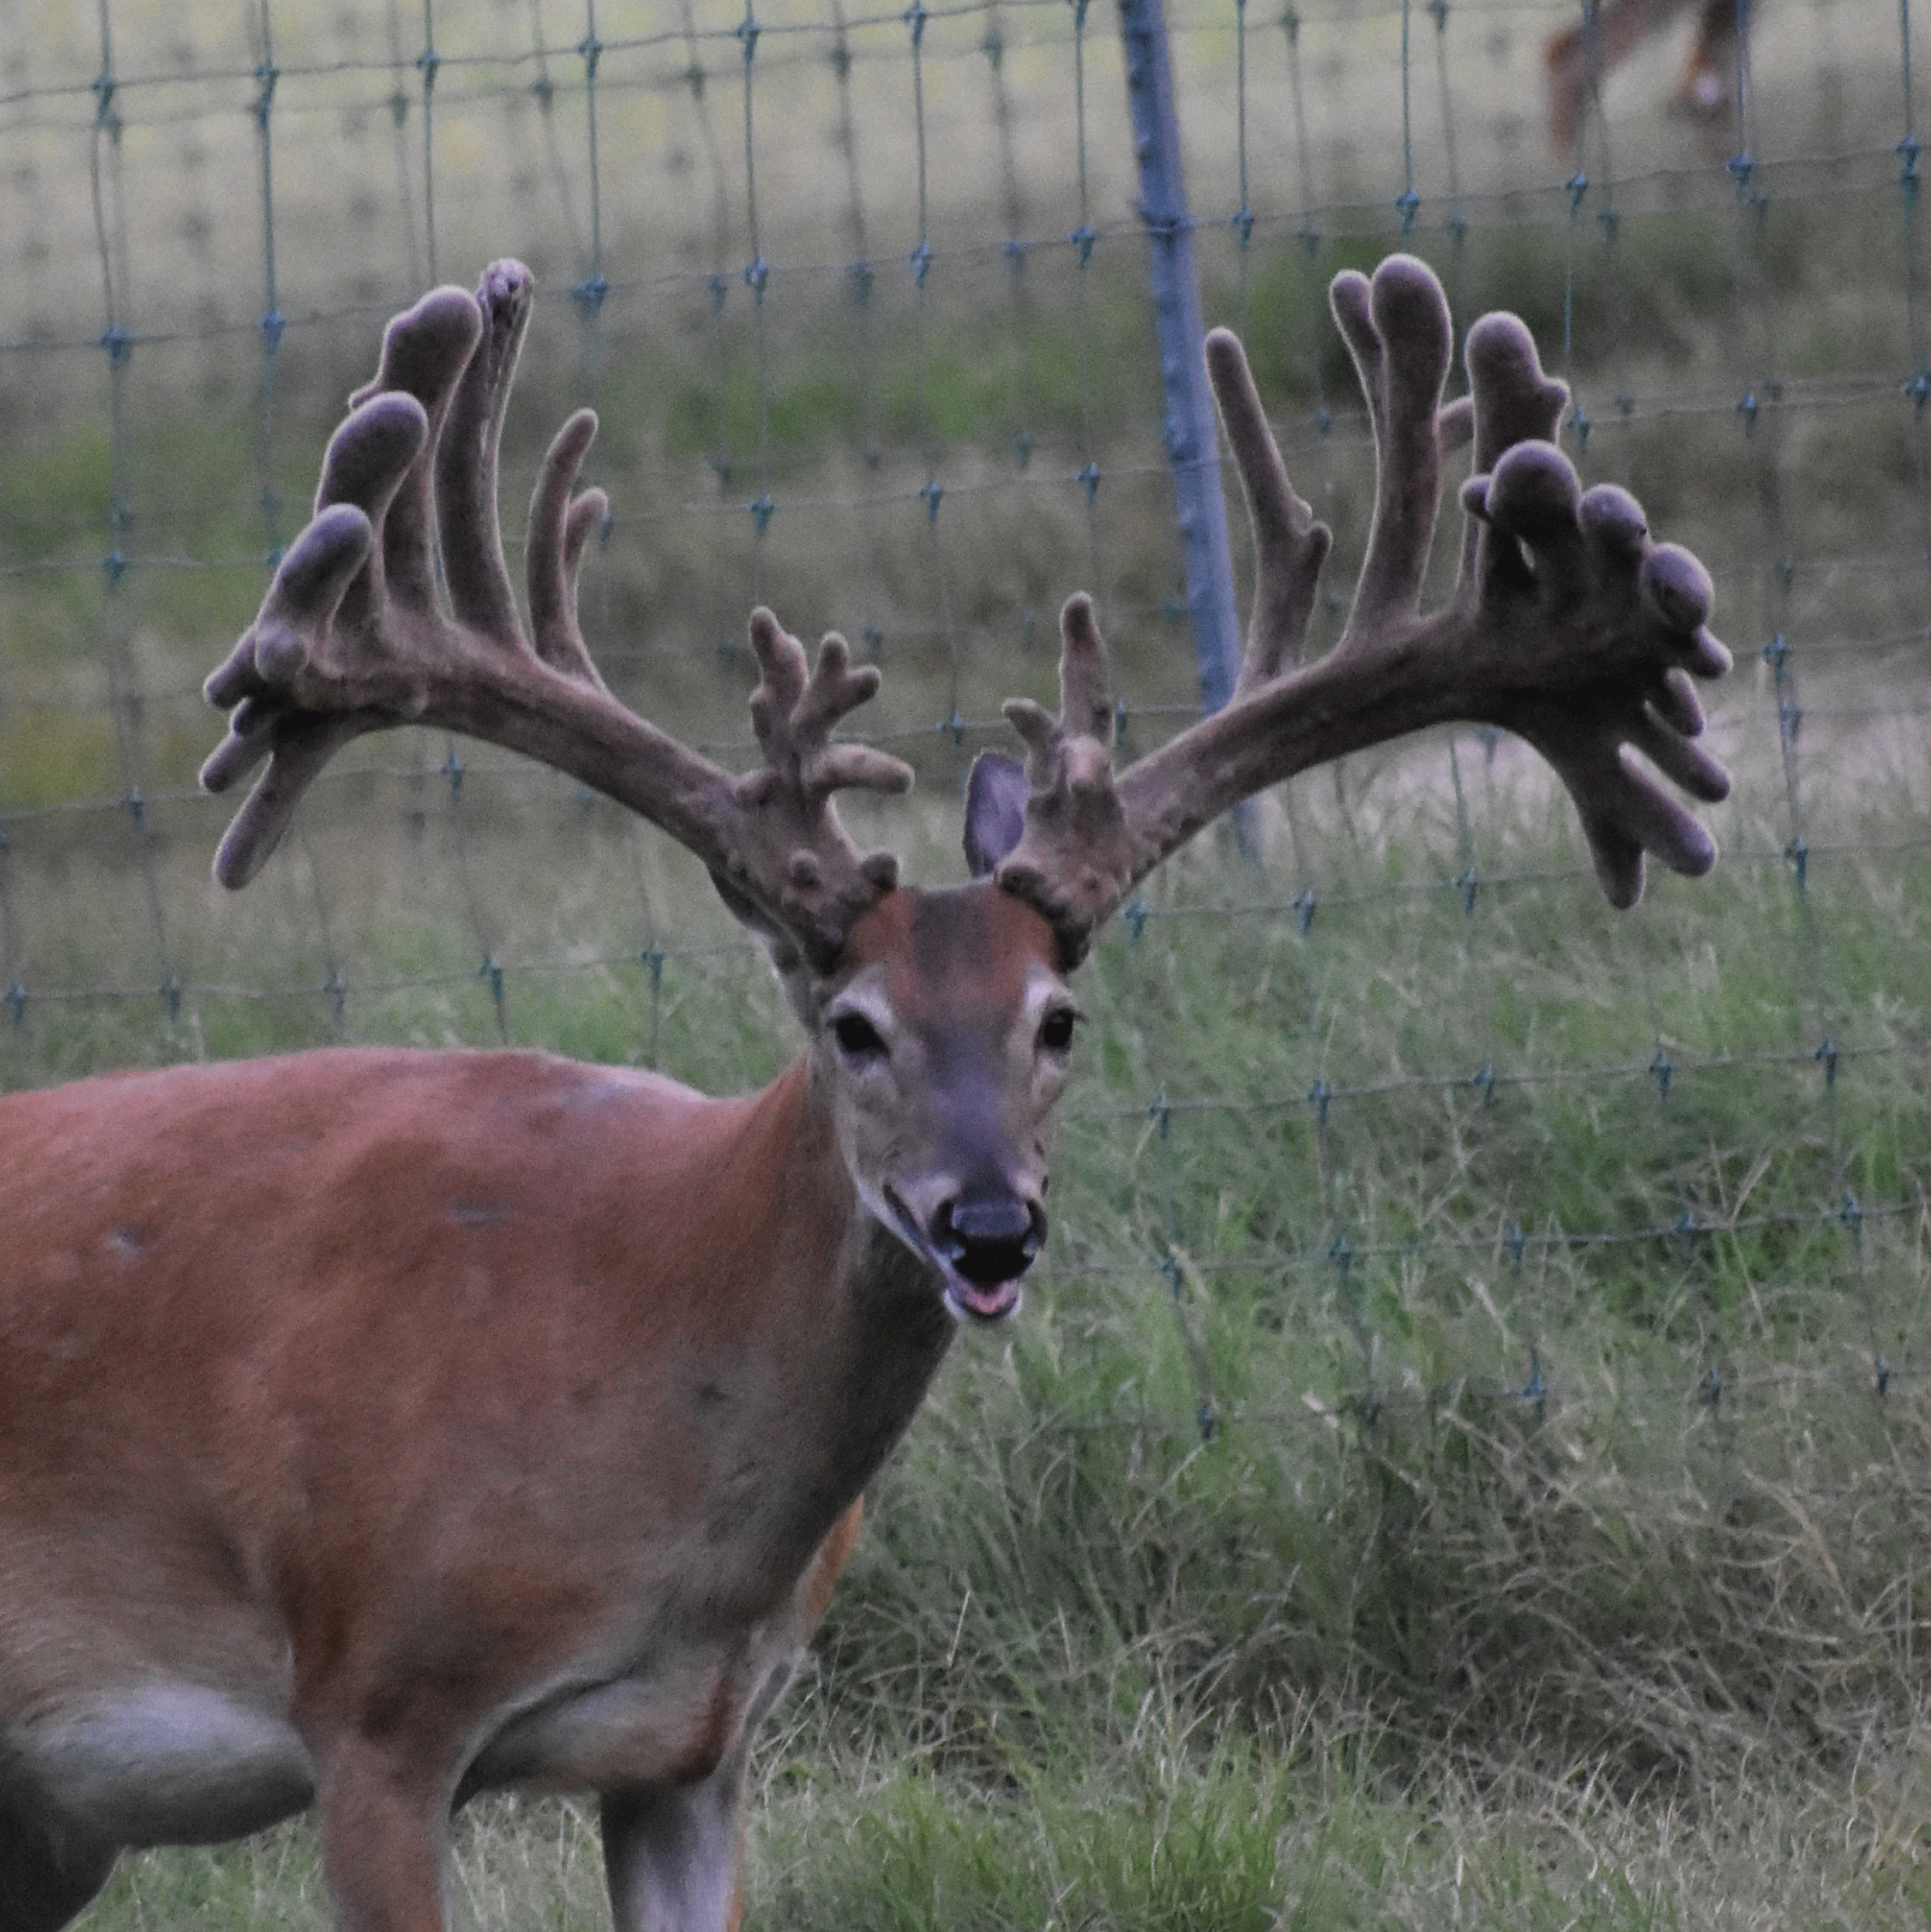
<box><xmin>1543</xmin><ymin>0</ymin><xmax>1722</xmax><ymax>149</ymax></box>
<box><xmin>1674</xmin><ymin>0</ymin><xmax>1742</xmax><ymax>123</ymax></box>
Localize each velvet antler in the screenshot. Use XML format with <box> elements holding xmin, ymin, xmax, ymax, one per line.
<box><xmin>202</xmin><ymin>262</ymin><xmax>911</xmax><ymax>972</ymax></box>
<box><xmin>979</xmin><ymin>254</ymin><xmax>1730</xmax><ymax>964</ymax></box>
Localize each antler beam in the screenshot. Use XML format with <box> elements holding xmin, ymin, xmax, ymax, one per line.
<box><xmin>201</xmin><ymin>262</ymin><xmax>910</xmax><ymax>972</ymax></box>
<box><xmin>990</xmin><ymin>254</ymin><xmax>1732</xmax><ymax>964</ymax></box>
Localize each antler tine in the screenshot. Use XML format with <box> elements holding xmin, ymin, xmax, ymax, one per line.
<box><xmin>202</xmin><ymin>262</ymin><xmax>911</xmax><ymax>970</ymax></box>
<box><xmin>1203</xmin><ymin>328</ymin><xmax>1332</xmax><ymax>689</ymax></box>
<box><xmin>1331</xmin><ymin>258</ymin><xmax>1453</xmax><ymax>630</ymax></box>
<box><xmin>737</xmin><ymin>609</ymin><xmax>911</xmax><ymax>902</ymax></box>
<box><xmin>202</xmin><ymin>396</ymin><xmax>430</xmax><ymax>884</ymax></box>
<box><xmin>347</xmin><ymin>286</ymin><xmax>484</xmax><ymax>613</ymax></box>
<box><xmin>988</xmin><ymin>251</ymin><xmax>1733</xmax><ymax>957</ymax></box>
<box><xmin>526</xmin><ymin>407</ymin><xmax>608</xmax><ymax>686</ymax></box>
<box><xmin>436</xmin><ymin>260</ymin><xmax>531</xmax><ymax>642</ymax></box>
<box><xmin>986</xmin><ymin>596</ymin><xmax>1139</xmax><ymax>966</ymax></box>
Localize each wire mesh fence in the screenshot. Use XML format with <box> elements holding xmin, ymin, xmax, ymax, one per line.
<box><xmin>0</xmin><ymin>0</ymin><xmax>1927</xmax><ymax>1468</ymax></box>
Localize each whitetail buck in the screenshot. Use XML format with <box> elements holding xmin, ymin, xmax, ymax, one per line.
<box><xmin>0</xmin><ymin>254</ymin><xmax>1729</xmax><ymax>1932</ymax></box>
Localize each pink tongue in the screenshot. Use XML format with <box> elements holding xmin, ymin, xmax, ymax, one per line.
<box><xmin>955</xmin><ymin>1276</ymin><xmax>1019</xmax><ymax>1321</ymax></box>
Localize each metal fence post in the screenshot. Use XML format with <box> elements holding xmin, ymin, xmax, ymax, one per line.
<box><xmin>1117</xmin><ymin>0</ymin><xmax>1243</xmax><ymax>720</ymax></box>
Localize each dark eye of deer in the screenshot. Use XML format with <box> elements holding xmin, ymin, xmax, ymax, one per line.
<box><xmin>832</xmin><ymin>1012</ymin><xmax>888</xmax><ymax>1062</ymax></box>
<box><xmin>1038</xmin><ymin>1008</ymin><xmax>1077</xmax><ymax>1054</ymax></box>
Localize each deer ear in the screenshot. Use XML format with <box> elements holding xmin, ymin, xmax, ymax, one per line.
<box><xmin>964</xmin><ymin>752</ymin><xmax>1028</xmax><ymax>877</ymax></box>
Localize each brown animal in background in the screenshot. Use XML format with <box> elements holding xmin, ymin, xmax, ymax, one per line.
<box><xmin>1546</xmin><ymin>0</ymin><xmax>1745</xmax><ymax>151</ymax></box>
<box><xmin>0</xmin><ymin>253</ymin><xmax>1729</xmax><ymax>1932</ymax></box>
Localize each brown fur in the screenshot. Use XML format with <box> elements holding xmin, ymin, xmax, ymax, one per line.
<box><xmin>0</xmin><ymin>887</ymin><xmax>1067</xmax><ymax>1932</ymax></box>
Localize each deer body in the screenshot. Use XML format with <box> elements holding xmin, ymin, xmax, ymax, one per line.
<box><xmin>1</xmin><ymin>884</ymin><xmax>1067</xmax><ymax>1929</ymax></box>
<box><xmin>0</xmin><ymin>252</ymin><xmax>1733</xmax><ymax>1929</ymax></box>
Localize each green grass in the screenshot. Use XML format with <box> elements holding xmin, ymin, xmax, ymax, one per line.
<box><xmin>26</xmin><ymin>724</ymin><xmax>1931</xmax><ymax>1930</ymax></box>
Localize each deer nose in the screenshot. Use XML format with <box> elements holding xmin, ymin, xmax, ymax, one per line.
<box><xmin>931</xmin><ymin>1191</ymin><xmax>1047</xmax><ymax>1287</ymax></box>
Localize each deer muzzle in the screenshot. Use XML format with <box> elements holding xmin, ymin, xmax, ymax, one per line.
<box><xmin>929</xmin><ymin>1189</ymin><xmax>1046</xmax><ymax>1323</ymax></box>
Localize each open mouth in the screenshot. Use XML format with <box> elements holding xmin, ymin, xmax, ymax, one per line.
<box><xmin>941</xmin><ymin>1272</ymin><xmax>1023</xmax><ymax>1324</ymax></box>
<box><xmin>883</xmin><ymin>1189</ymin><xmax>1028</xmax><ymax>1326</ymax></box>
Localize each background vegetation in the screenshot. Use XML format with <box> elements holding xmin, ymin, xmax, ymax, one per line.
<box><xmin>3</xmin><ymin>0</ymin><xmax>1928</xmax><ymax>1924</ymax></box>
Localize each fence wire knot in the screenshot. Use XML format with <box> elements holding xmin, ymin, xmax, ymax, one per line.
<box><xmin>1521</xmin><ymin>1351</ymin><xmax>1545</xmax><ymax>1421</ymax></box>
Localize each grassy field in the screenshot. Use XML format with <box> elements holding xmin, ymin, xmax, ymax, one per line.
<box><xmin>28</xmin><ymin>715</ymin><xmax>1931</xmax><ymax>1928</ymax></box>
<box><xmin>3</xmin><ymin>0</ymin><xmax>1930</xmax><ymax>1925</ymax></box>
<box><xmin>59</xmin><ymin>800</ymin><xmax>1931</xmax><ymax>1926</ymax></box>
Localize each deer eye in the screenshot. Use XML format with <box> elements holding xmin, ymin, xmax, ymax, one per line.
<box><xmin>831</xmin><ymin>1012</ymin><xmax>889</xmax><ymax>1062</ymax></box>
<box><xmin>1037</xmin><ymin>1008</ymin><xmax>1079</xmax><ymax>1055</ymax></box>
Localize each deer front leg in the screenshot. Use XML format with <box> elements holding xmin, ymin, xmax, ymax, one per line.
<box><xmin>602</xmin><ymin>1767</ymin><xmax>749</xmax><ymax>1932</ymax></box>
<box><xmin>310</xmin><ymin>1744</ymin><xmax>452</xmax><ymax>1932</ymax></box>
<box><xmin>600</xmin><ymin>1499</ymin><xmax>863</xmax><ymax>1932</ymax></box>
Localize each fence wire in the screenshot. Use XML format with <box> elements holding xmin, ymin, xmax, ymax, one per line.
<box><xmin>0</xmin><ymin>0</ymin><xmax>1926</xmax><ymax>1447</ymax></box>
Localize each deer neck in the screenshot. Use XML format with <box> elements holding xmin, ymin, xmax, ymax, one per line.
<box><xmin>749</xmin><ymin>1054</ymin><xmax>959</xmax><ymax>1496</ymax></box>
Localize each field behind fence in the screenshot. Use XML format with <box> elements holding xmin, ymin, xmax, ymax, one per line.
<box><xmin>4</xmin><ymin>0</ymin><xmax>1931</xmax><ymax>1926</ymax></box>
